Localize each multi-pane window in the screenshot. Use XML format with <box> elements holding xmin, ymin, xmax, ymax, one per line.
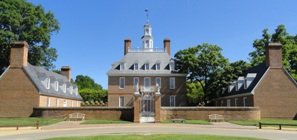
<box><xmin>156</xmin><ymin>63</ymin><xmax>161</xmax><ymax>70</ymax></box>
<box><xmin>133</xmin><ymin>77</ymin><xmax>139</xmax><ymax>90</ymax></box>
<box><xmin>169</xmin><ymin>77</ymin><xmax>175</xmax><ymax>89</ymax></box>
<box><xmin>63</xmin><ymin>100</ymin><xmax>67</xmax><ymax>107</ymax></box>
<box><xmin>227</xmin><ymin>99</ymin><xmax>231</xmax><ymax>107</ymax></box>
<box><xmin>170</xmin><ymin>95</ymin><xmax>176</xmax><ymax>107</ymax></box>
<box><xmin>170</xmin><ymin>62</ymin><xmax>175</xmax><ymax>71</ymax></box>
<box><xmin>55</xmin><ymin>81</ymin><xmax>59</xmax><ymax>91</ymax></box>
<box><xmin>243</xmin><ymin>97</ymin><xmax>247</xmax><ymax>107</ymax></box>
<box><xmin>63</xmin><ymin>84</ymin><xmax>67</xmax><ymax>93</ymax></box>
<box><xmin>47</xmin><ymin>97</ymin><xmax>51</xmax><ymax>107</ymax></box>
<box><xmin>220</xmin><ymin>100</ymin><xmax>223</xmax><ymax>106</ymax></box>
<box><xmin>144</xmin><ymin>77</ymin><xmax>151</xmax><ymax>88</ymax></box>
<box><xmin>46</xmin><ymin>78</ymin><xmax>51</xmax><ymax>89</ymax></box>
<box><xmin>144</xmin><ymin>63</ymin><xmax>150</xmax><ymax>70</ymax></box>
<box><xmin>119</xmin><ymin>77</ymin><xmax>125</xmax><ymax>89</ymax></box>
<box><xmin>235</xmin><ymin>98</ymin><xmax>238</xmax><ymax>107</ymax></box>
<box><xmin>155</xmin><ymin>77</ymin><xmax>161</xmax><ymax>87</ymax></box>
<box><xmin>119</xmin><ymin>96</ymin><xmax>125</xmax><ymax>107</ymax></box>
<box><xmin>120</xmin><ymin>63</ymin><xmax>125</xmax><ymax>71</ymax></box>
<box><xmin>134</xmin><ymin>63</ymin><xmax>139</xmax><ymax>71</ymax></box>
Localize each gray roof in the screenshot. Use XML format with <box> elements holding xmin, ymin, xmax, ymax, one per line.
<box><xmin>107</xmin><ymin>51</ymin><xmax>186</xmax><ymax>76</ymax></box>
<box><xmin>23</xmin><ymin>64</ymin><xmax>83</xmax><ymax>100</ymax></box>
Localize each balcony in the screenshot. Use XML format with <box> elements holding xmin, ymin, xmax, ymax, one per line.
<box><xmin>128</xmin><ymin>48</ymin><xmax>166</xmax><ymax>53</ymax></box>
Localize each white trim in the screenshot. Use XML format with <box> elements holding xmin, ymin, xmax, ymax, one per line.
<box><xmin>134</xmin><ymin>63</ymin><xmax>138</xmax><ymax>71</ymax></box>
<box><xmin>169</xmin><ymin>77</ymin><xmax>175</xmax><ymax>89</ymax></box>
<box><xmin>144</xmin><ymin>63</ymin><xmax>150</xmax><ymax>70</ymax></box>
<box><xmin>133</xmin><ymin>77</ymin><xmax>139</xmax><ymax>88</ymax></box>
<box><xmin>0</xmin><ymin>66</ymin><xmax>10</xmax><ymax>80</ymax></box>
<box><xmin>119</xmin><ymin>96</ymin><xmax>124</xmax><ymax>107</ymax></box>
<box><xmin>169</xmin><ymin>95</ymin><xmax>176</xmax><ymax>107</ymax></box>
<box><xmin>47</xmin><ymin>97</ymin><xmax>51</xmax><ymax>107</ymax></box>
<box><xmin>155</xmin><ymin>77</ymin><xmax>161</xmax><ymax>87</ymax></box>
<box><xmin>46</xmin><ymin>78</ymin><xmax>51</xmax><ymax>89</ymax></box>
<box><xmin>144</xmin><ymin>77</ymin><xmax>151</xmax><ymax>88</ymax></box>
<box><xmin>227</xmin><ymin>99</ymin><xmax>231</xmax><ymax>106</ymax></box>
<box><xmin>251</xmin><ymin>67</ymin><xmax>270</xmax><ymax>94</ymax></box>
<box><xmin>63</xmin><ymin>100</ymin><xmax>67</xmax><ymax>107</ymax></box>
<box><xmin>155</xmin><ymin>63</ymin><xmax>161</xmax><ymax>70</ymax></box>
<box><xmin>119</xmin><ymin>77</ymin><xmax>125</xmax><ymax>89</ymax></box>
<box><xmin>55</xmin><ymin>81</ymin><xmax>59</xmax><ymax>91</ymax></box>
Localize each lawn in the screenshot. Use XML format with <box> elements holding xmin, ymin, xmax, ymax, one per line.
<box><xmin>81</xmin><ymin>120</ymin><xmax>132</xmax><ymax>124</ymax></box>
<box><xmin>0</xmin><ymin>117</ymin><xmax>62</xmax><ymax>127</ymax></box>
<box><xmin>229</xmin><ymin>118</ymin><xmax>297</xmax><ymax>126</ymax></box>
<box><xmin>161</xmin><ymin>119</ymin><xmax>211</xmax><ymax>125</ymax></box>
<box><xmin>46</xmin><ymin>134</ymin><xmax>264</xmax><ymax>140</ymax></box>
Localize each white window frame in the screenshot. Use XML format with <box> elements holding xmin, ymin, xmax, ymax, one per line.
<box><xmin>243</xmin><ymin>97</ymin><xmax>247</xmax><ymax>107</ymax></box>
<box><xmin>227</xmin><ymin>99</ymin><xmax>231</xmax><ymax>107</ymax></box>
<box><xmin>144</xmin><ymin>77</ymin><xmax>151</xmax><ymax>88</ymax></box>
<box><xmin>244</xmin><ymin>78</ymin><xmax>248</xmax><ymax>89</ymax></box>
<box><xmin>46</xmin><ymin>78</ymin><xmax>51</xmax><ymax>89</ymax></box>
<box><xmin>134</xmin><ymin>63</ymin><xmax>138</xmax><ymax>71</ymax></box>
<box><xmin>47</xmin><ymin>97</ymin><xmax>51</xmax><ymax>107</ymax></box>
<box><xmin>169</xmin><ymin>77</ymin><xmax>175</xmax><ymax>89</ymax></box>
<box><xmin>144</xmin><ymin>63</ymin><xmax>149</xmax><ymax>70</ymax></box>
<box><xmin>220</xmin><ymin>100</ymin><xmax>224</xmax><ymax>106</ymax></box>
<box><xmin>63</xmin><ymin>100</ymin><xmax>67</xmax><ymax>107</ymax></box>
<box><xmin>169</xmin><ymin>95</ymin><xmax>176</xmax><ymax>107</ymax></box>
<box><xmin>235</xmin><ymin>98</ymin><xmax>238</xmax><ymax>107</ymax></box>
<box><xmin>63</xmin><ymin>84</ymin><xmax>67</xmax><ymax>93</ymax></box>
<box><xmin>120</xmin><ymin>63</ymin><xmax>125</xmax><ymax>71</ymax></box>
<box><xmin>119</xmin><ymin>96</ymin><xmax>125</xmax><ymax>107</ymax></box>
<box><xmin>156</xmin><ymin>63</ymin><xmax>161</xmax><ymax>70</ymax></box>
<box><xmin>133</xmin><ymin>77</ymin><xmax>139</xmax><ymax>88</ymax></box>
<box><xmin>119</xmin><ymin>77</ymin><xmax>125</xmax><ymax>89</ymax></box>
<box><xmin>56</xmin><ymin>98</ymin><xmax>59</xmax><ymax>107</ymax></box>
<box><xmin>155</xmin><ymin>77</ymin><xmax>161</xmax><ymax>88</ymax></box>
<box><xmin>55</xmin><ymin>81</ymin><xmax>59</xmax><ymax>91</ymax></box>
<box><xmin>170</xmin><ymin>62</ymin><xmax>175</xmax><ymax>71</ymax></box>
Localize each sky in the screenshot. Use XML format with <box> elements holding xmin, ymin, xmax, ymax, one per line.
<box><xmin>28</xmin><ymin>0</ymin><xmax>297</xmax><ymax>89</ymax></box>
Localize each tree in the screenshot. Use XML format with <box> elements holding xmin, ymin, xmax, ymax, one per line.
<box><xmin>249</xmin><ymin>25</ymin><xmax>297</xmax><ymax>80</ymax></box>
<box><xmin>0</xmin><ymin>0</ymin><xmax>59</xmax><ymax>73</ymax></box>
<box><xmin>186</xmin><ymin>82</ymin><xmax>204</xmax><ymax>106</ymax></box>
<box><xmin>75</xmin><ymin>75</ymin><xmax>107</xmax><ymax>102</ymax></box>
<box><xmin>174</xmin><ymin>43</ymin><xmax>229</xmax><ymax>103</ymax></box>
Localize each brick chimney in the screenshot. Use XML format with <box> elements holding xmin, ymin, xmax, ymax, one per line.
<box><xmin>124</xmin><ymin>39</ymin><xmax>131</xmax><ymax>55</ymax></box>
<box><xmin>266</xmin><ymin>42</ymin><xmax>282</xmax><ymax>68</ymax></box>
<box><xmin>164</xmin><ymin>38</ymin><xmax>171</xmax><ymax>56</ymax></box>
<box><xmin>10</xmin><ymin>41</ymin><xmax>29</xmax><ymax>68</ymax></box>
<box><xmin>60</xmin><ymin>66</ymin><xmax>71</xmax><ymax>81</ymax></box>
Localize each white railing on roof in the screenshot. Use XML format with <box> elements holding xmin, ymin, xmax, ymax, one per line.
<box><xmin>128</xmin><ymin>48</ymin><xmax>165</xmax><ymax>53</ymax></box>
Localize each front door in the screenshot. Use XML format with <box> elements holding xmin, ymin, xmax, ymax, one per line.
<box><xmin>140</xmin><ymin>92</ymin><xmax>155</xmax><ymax>123</ymax></box>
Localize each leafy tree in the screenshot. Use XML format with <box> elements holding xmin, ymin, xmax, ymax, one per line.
<box><xmin>0</xmin><ymin>0</ymin><xmax>59</xmax><ymax>73</ymax></box>
<box><xmin>249</xmin><ymin>25</ymin><xmax>297</xmax><ymax>80</ymax></box>
<box><xmin>75</xmin><ymin>75</ymin><xmax>107</xmax><ymax>102</ymax></box>
<box><xmin>186</xmin><ymin>82</ymin><xmax>204</xmax><ymax>106</ymax></box>
<box><xmin>175</xmin><ymin>43</ymin><xmax>229</xmax><ymax>103</ymax></box>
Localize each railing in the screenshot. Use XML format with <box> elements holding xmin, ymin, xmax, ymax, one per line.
<box><xmin>128</xmin><ymin>48</ymin><xmax>165</xmax><ymax>53</ymax></box>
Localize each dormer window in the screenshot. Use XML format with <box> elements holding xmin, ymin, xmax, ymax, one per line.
<box><xmin>120</xmin><ymin>63</ymin><xmax>125</xmax><ymax>71</ymax></box>
<box><xmin>69</xmin><ymin>86</ymin><xmax>73</xmax><ymax>94</ymax></box>
<box><xmin>63</xmin><ymin>84</ymin><xmax>66</xmax><ymax>93</ymax></box>
<box><xmin>46</xmin><ymin>78</ymin><xmax>51</xmax><ymax>89</ymax></box>
<box><xmin>55</xmin><ymin>81</ymin><xmax>59</xmax><ymax>91</ymax></box>
<box><xmin>170</xmin><ymin>62</ymin><xmax>175</xmax><ymax>71</ymax></box>
<box><xmin>156</xmin><ymin>63</ymin><xmax>161</xmax><ymax>70</ymax></box>
<box><xmin>144</xmin><ymin>63</ymin><xmax>149</xmax><ymax>70</ymax></box>
<box><xmin>134</xmin><ymin>63</ymin><xmax>138</xmax><ymax>71</ymax></box>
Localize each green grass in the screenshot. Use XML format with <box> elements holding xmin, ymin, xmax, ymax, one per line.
<box><xmin>0</xmin><ymin>117</ymin><xmax>62</xmax><ymax>127</ymax></box>
<box><xmin>161</xmin><ymin>119</ymin><xmax>211</xmax><ymax>125</ymax></box>
<box><xmin>229</xmin><ymin>118</ymin><xmax>297</xmax><ymax>126</ymax></box>
<box><xmin>81</xmin><ymin>119</ymin><xmax>132</xmax><ymax>124</ymax></box>
<box><xmin>46</xmin><ymin>134</ymin><xmax>265</xmax><ymax>140</ymax></box>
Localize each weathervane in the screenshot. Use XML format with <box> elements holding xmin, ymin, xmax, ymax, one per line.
<box><xmin>145</xmin><ymin>9</ymin><xmax>149</xmax><ymax>23</ymax></box>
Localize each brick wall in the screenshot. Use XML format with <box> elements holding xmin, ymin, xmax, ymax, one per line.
<box><xmin>161</xmin><ymin>107</ymin><xmax>260</xmax><ymax>121</ymax></box>
<box><xmin>108</xmin><ymin>76</ymin><xmax>186</xmax><ymax>106</ymax></box>
<box><xmin>39</xmin><ymin>96</ymin><xmax>81</xmax><ymax>107</ymax></box>
<box><xmin>254</xmin><ymin>69</ymin><xmax>297</xmax><ymax>119</ymax></box>
<box><xmin>33</xmin><ymin>107</ymin><xmax>133</xmax><ymax>121</ymax></box>
<box><xmin>0</xmin><ymin>68</ymin><xmax>39</xmax><ymax>117</ymax></box>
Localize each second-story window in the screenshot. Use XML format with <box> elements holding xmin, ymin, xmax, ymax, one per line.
<box><xmin>134</xmin><ymin>63</ymin><xmax>138</xmax><ymax>71</ymax></box>
<box><xmin>156</xmin><ymin>63</ymin><xmax>161</xmax><ymax>70</ymax></box>
<box><xmin>144</xmin><ymin>63</ymin><xmax>149</xmax><ymax>70</ymax></box>
<box><xmin>119</xmin><ymin>77</ymin><xmax>125</xmax><ymax>89</ymax></box>
<box><xmin>155</xmin><ymin>77</ymin><xmax>161</xmax><ymax>87</ymax></box>
<box><xmin>169</xmin><ymin>77</ymin><xmax>175</xmax><ymax>89</ymax></box>
<box><xmin>120</xmin><ymin>63</ymin><xmax>125</xmax><ymax>71</ymax></box>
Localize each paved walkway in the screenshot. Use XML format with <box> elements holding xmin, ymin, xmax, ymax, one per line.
<box><xmin>0</xmin><ymin>122</ymin><xmax>296</xmax><ymax>140</ymax></box>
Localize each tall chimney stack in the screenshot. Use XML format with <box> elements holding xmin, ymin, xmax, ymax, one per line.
<box><xmin>266</xmin><ymin>42</ymin><xmax>282</xmax><ymax>68</ymax></box>
<box><xmin>164</xmin><ymin>38</ymin><xmax>171</xmax><ymax>56</ymax></box>
<box><xmin>10</xmin><ymin>41</ymin><xmax>29</xmax><ymax>68</ymax></box>
<box><xmin>61</xmin><ymin>66</ymin><xmax>71</xmax><ymax>81</ymax></box>
<box><xmin>124</xmin><ymin>39</ymin><xmax>131</xmax><ymax>55</ymax></box>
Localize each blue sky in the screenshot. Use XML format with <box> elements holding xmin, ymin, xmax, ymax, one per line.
<box><xmin>28</xmin><ymin>0</ymin><xmax>297</xmax><ymax>89</ymax></box>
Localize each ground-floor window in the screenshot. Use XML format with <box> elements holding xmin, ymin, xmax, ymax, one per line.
<box><xmin>119</xmin><ymin>96</ymin><xmax>125</xmax><ymax>107</ymax></box>
<box><xmin>63</xmin><ymin>100</ymin><xmax>67</xmax><ymax>107</ymax></box>
<box><xmin>220</xmin><ymin>100</ymin><xmax>223</xmax><ymax>106</ymax></box>
<box><xmin>227</xmin><ymin>99</ymin><xmax>231</xmax><ymax>106</ymax></box>
<box><xmin>56</xmin><ymin>98</ymin><xmax>59</xmax><ymax>107</ymax></box>
<box><xmin>169</xmin><ymin>95</ymin><xmax>176</xmax><ymax>107</ymax></box>
<box><xmin>243</xmin><ymin>97</ymin><xmax>247</xmax><ymax>107</ymax></box>
<box><xmin>47</xmin><ymin>97</ymin><xmax>51</xmax><ymax>107</ymax></box>
<box><xmin>234</xmin><ymin>98</ymin><xmax>238</xmax><ymax>107</ymax></box>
